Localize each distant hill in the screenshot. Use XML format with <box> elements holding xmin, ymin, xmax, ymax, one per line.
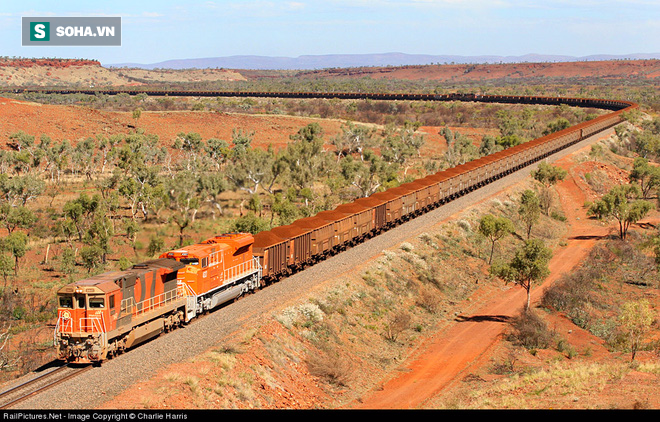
<box><xmin>107</xmin><ymin>52</ymin><xmax>660</xmax><ymax>70</ymax></box>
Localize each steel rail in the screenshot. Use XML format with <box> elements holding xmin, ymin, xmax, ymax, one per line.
<box><xmin>0</xmin><ymin>364</ymin><xmax>92</xmax><ymax>409</ymax></box>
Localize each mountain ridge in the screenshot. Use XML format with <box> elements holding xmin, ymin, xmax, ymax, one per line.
<box><xmin>107</xmin><ymin>52</ymin><xmax>660</xmax><ymax>70</ymax></box>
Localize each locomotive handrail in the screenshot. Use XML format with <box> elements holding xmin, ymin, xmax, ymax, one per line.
<box><xmin>56</xmin><ymin>313</ymin><xmax>105</xmax><ymax>338</ymax></box>
<box><xmin>54</xmin><ymin>315</ymin><xmax>73</xmax><ymax>339</ymax></box>
<box><xmin>178</xmin><ymin>281</ymin><xmax>198</xmax><ymax>298</ymax></box>
<box><xmin>79</xmin><ymin>315</ymin><xmax>105</xmax><ymax>334</ymax></box>
<box><xmin>121</xmin><ymin>289</ymin><xmax>181</xmax><ymax>319</ymax></box>
<box><xmin>224</xmin><ymin>259</ymin><xmax>259</xmax><ymax>283</ymax></box>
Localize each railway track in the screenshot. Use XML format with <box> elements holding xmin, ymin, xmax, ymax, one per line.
<box><xmin>0</xmin><ymin>364</ymin><xmax>92</xmax><ymax>409</ymax></box>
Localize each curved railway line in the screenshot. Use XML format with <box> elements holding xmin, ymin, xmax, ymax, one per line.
<box><xmin>0</xmin><ymin>87</ymin><xmax>639</xmax><ymax>407</ymax></box>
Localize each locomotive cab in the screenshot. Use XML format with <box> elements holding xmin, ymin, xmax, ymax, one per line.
<box><xmin>55</xmin><ymin>280</ymin><xmax>119</xmax><ymax>364</ymax></box>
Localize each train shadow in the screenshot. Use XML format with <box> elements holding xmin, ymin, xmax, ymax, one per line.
<box><xmin>32</xmin><ymin>359</ymin><xmax>69</xmax><ymax>373</ymax></box>
<box><xmin>454</xmin><ymin>314</ymin><xmax>510</xmax><ymax>323</ymax></box>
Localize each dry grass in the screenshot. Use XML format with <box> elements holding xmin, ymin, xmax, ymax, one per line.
<box><xmin>444</xmin><ymin>360</ymin><xmax>660</xmax><ymax>409</ymax></box>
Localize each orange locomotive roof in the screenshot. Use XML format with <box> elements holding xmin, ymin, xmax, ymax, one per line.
<box><xmin>202</xmin><ymin>232</ymin><xmax>254</xmax><ymax>250</ymax></box>
<box><xmin>164</xmin><ymin>233</ymin><xmax>254</xmax><ymax>258</ymax></box>
<box><xmin>57</xmin><ymin>259</ymin><xmax>184</xmax><ymax>294</ymax></box>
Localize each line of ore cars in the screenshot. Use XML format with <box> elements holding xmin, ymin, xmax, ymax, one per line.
<box><xmin>54</xmin><ymin>94</ymin><xmax>635</xmax><ymax>364</ymax></box>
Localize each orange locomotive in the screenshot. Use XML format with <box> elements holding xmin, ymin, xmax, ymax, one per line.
<box><xmin>55</xmin><ymin>233</ymin><xmax>261</xmax><ymax>364</ymax></box>
<box><xmin>55</xmin><ymin>259</ymin><xmax>186</xmax><ymax>364</ymax></box>
<box><xmin>160</xmin><ymin>232</ymin><xmax>262</xmax><ymax>322</ymax></box>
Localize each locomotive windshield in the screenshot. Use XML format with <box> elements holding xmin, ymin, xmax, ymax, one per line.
<box><xmin>59</xmin><ymin>295</ymin><xmax>73</xmax><ymax>308</ymax></box>
<box><xmin>58</xmin><ymin>294</ymin><xmax>105</xmax><ymax>309</ymax></box>
<box><xmin>89</xmin><ymin>297</ymin><xmax>105</xmax><ymax>308</ymax></box>
<box><xmin>180</xmin><ymin>258</ymin><xmax>199</xmax><ymax>265</ymax></box>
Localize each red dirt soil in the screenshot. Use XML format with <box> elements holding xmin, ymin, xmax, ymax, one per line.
<box><xmin>0</xmin><ymin>96</ymin><xmax>344</xmax><ymax>149</ymax></box>
<box><xmin>0</xmin><ymin>59</ymin><xmax>100</xmax><ymax>68</ymax></box>
<box><xmin>0</xmin><ymin>97</ymin><xmax>489</xmax><ymax>155</ymax></box>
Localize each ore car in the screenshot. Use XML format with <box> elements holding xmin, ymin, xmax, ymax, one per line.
<box><xmin>292</xmin><ymin>216</ymin><xmax>336</xmax><ymax>260</ymax></box>
<box><xmin>253</xmin><ymin>230</ymin><xmax>289</xmax><ymax>282</ymax></box>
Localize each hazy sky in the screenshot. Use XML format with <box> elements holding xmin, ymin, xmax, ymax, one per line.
<box><xmin>2</xmin><ymin>0</ymin><xmax>659</xmax><ymax>65</ymax></box>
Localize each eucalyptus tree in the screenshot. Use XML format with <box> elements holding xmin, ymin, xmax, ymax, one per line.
<box><xmin>197</xmin><ymin>172</ymin><xmax>228</xmax><ymax>219</ymax></box>
<box><xmin>1</xmin><ymin>231</ymin><xmax>28</xmax><ymax>276</ymax></box>
<box><xmin>531</xmin><ymin>162</ymin><xmax>568</xmax><ymax>215</ymax></box>
<box><xmin>331</xmin><ymin>122</ymin><xmax>375</xmax><ymax>161</ymax></box>
<box><xmin>0</xmin><ymin>174</ymin><xmax>45</xmax><ymax>207</ymax></box>
<box><xmin>478</xmin><ymin>214</ymin><xmax>514</xmax><ymax>264</ymax></box>
<box><xmin>281</xmin><ymin>123</ymin><xmax>331</xmax><ymax>191</ymax></box>
<box><xmin>226</xmin><ymin>146</ymin><xmax>275</xmax><ymax>195</ymax></box>
<box><xmin>166</xmin><ymin>170</ymin><xmax>201</xmax><ymax>246</ymax></box>
<box><xmin>340</xmin><ymin>151</ymin><xmax>396</xmax><ymax>198</ymax></box>
<box><xmin>204</xmin><ymin>137</ymin><xmax>230</xmax><ymax>170</ymax></box>
<box><xmin>629</xmin><ymin>157</ymin><xmax>660</xmax><ymax>199</ymax></box>
<box><xmin>588</xmin><ymin>184</ymin><xmax>654</xmax><ymax>240</ymax></box>
<box><xmin>490</xmin><ymin>238</ymin><xmax>552</xmax><ymax>311</ymax></box>
<box><xmin>518</xmin><ymin>189</ymin><xmax>541</xmax><ymax>239</ymax></box>
<box><xmin>0</xmin><ymin>204</ymin><xmax>36</xmax><ymax>234</ymax></box>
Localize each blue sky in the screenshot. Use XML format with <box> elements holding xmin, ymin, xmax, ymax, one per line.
<box><xmin>2</xmin><ymin>0</ymin><xmax>659</xmax><ymax>65</ymax></box>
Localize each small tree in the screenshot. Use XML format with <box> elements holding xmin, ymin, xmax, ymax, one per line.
<box><xmin>1</xmin><ymin>204</ymin><xmax>36</xmax><ymax>233</ymax></box>
<box><xmin>618</xmin><ymin>299</ymin><xmax>654</xmax><ymax>361</ymax></box>
<box><xmin>518</xmin><ymin>189</ymin><xmax>541</xmax><ymax>239</ymax></box>
<box><xmin>531</xmin><ymin>162</ymin><xmax>568</xmax><ymax>188</ymax></box>
<box><xmin>0</xmin><ymin>253</ymin><xmax>13</xmax><ymax>288</ymax></box>
<box><xmin>59</xmin><ymin>247</ymin><xmax>77</xmax><ymax>281</ymax></box>
<box><xmin>2</xmin><ymin>231</ymin><xmax>28</xmax><ymax>275</ymax></box>
<box><xmin>531</xmin><ymin>162</ymin><xmax>568</xmax><ymax>215</ymax></box>
<box><xmin>588</xmin><ymin>184</ymin><xmax>653</xmax><ymax>240</ymax></box>
<box><xmin>132</xmin><ymin>107</ymin><xmax>143</xmax><ymax>127</ymax></box>
<box><xmin>490</xmin><ymin>239</ymin><xmax>552</xmax><ymax>311</ymax></box>
<box><xmin>123</xmin><ymin>218</ymin><xmax>140</xmax><ymax>257</ymax></box>
<box><xmin>629</xmin><ymin>157</ymin><xmax>660</xmax><ymax>199</ymax></box>
<box><xmin>147</xmin><ymin>236</ymin><xmax>164</xmax><ymax>258</ymax></box>
<box><xmin>478</xmin><ymin>214</ymin><xmax>514</xmax><ymax>264</ymax></box>
<box><xmin>80</xmin><ymin>245</ymin><xmax>104</xmax><ymax>273</ymax></box>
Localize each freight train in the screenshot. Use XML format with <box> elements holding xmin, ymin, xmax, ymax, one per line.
<box><xmin>53</xmin><ymin>92</ymin><xmax>637</xmax><ymax>364</ymax></box>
